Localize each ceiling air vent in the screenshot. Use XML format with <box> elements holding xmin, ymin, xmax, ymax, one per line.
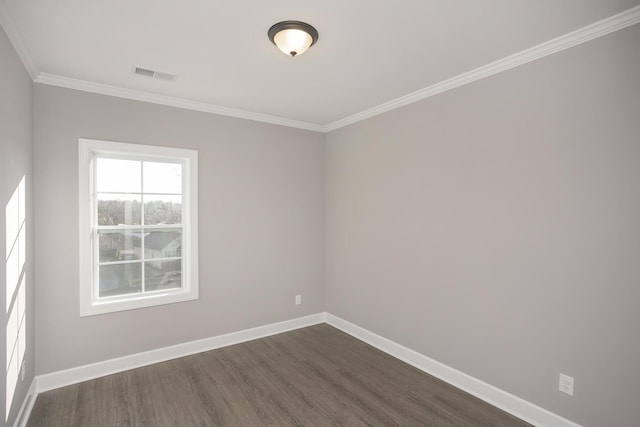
<box><xmin>133</xmin><ymin>66</ymin><xmax>176</xmax><ymax>81</ymax></box>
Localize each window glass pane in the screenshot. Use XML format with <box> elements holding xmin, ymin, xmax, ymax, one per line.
<box><xmin>96</xmin><ymin>158</ymin><xmax>141</xmax><ymax>193</ymax></box>
<box><xmin>143</xmin><ymin>195</ymin><xmax>182</xmax><ymax>225</ymax></box>
<box><xmin>144</xmin><ymin>260</ymin><xmax>182</xmax><ymax>291</ymax></box>
<box><xmin>99</xmin><ymin>263</ymin><xmax>142</xmax><ymax>297</ymax></box>
<box><xmin>98</xmin><ymin>229</ymin><xmax>142</xmax><ymax>262</ymax></box>
<box><xmin>142</xmin><ymin>229</ymin><xmax>182</xmax><ymax>259</ymax></box>
<box><xmin>143</xmin><ymin>161</ymin><xmax>182</xmax><ymax>194</ymax></box>
<box><xmin>97</xmin><ymin>194</ymin><xmax>141</xmax><ymax>225</ymax></box>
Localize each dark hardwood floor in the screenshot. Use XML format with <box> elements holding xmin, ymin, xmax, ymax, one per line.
<box><xmin>28</xmin><ymin>324</ymin><xmax>531</xmax><ymax>426</ymax></box>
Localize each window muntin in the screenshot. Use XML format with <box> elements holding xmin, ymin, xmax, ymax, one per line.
<box><xmin>79</xmin><ymin>139</ymin><xmax>198</xmax><ymax>316</ymax></box>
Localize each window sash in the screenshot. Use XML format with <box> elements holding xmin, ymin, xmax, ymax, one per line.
<box><xmin>93</xmin><ymin>227</ymin><xmax>184</xmax><ymax>296</ymax></box>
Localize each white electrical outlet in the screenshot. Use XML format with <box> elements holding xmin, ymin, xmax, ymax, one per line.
<box><xmin>295</xmin><ymin>294</ymin><xmax>302</xmax><ymax>305</ymax></box>
<box><xmin>559</xmin><ymin>373</ymin><xmax>574</xmax><ymax>396</ymax></box>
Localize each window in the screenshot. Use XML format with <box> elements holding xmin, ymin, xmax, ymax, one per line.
<box><xmin>79</xmin><ymin>139</ymin><xmax>198</xmax><ymax>316</ymax></box>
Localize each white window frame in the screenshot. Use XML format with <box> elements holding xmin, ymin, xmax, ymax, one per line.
<box><xmin>79</xmin><ymin>138</ymin><xmax>198</xmax><ymax>316</ymax></box>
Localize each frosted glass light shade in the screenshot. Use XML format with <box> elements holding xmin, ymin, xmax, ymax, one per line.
<box><xmin>268</xmin><ymin>21</ymin><xmax>318</xmax><ymax>58</ymax></box>
<box><xmin>274</xmin><ymin>29</ymin><xmax>313</xmax><ymax>57</ymax></box>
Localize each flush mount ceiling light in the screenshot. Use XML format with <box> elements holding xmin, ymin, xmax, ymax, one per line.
<box><xmin>268</xmin><ymin>21</ymin><xmax>319</xmax><ymax>58</ymax></box>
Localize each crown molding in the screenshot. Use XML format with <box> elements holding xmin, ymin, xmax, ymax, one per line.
<box><xmin>3</xmin><ymin>2</ymin><xmax>639</xmax><ymax>133</ymax></box>
<box><xmin>0</xmin><ymin>0</ymin><xmax>39</xmax><ymax>79</ymax></box>
<box><xmin>323</xmin><ymin>5</ymin><xmax>640</xmax><ymax>132</ymax></box>
<box><xmin>34</xmin><ymin>73</ymin><xmax>325</xmax><ymax>132</ymax></box>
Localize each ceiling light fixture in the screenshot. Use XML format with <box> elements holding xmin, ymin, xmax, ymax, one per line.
<box><xmin>268</xmin><ymin>21</ymin><xmax>318</xmax><ymax>58</ymax></box>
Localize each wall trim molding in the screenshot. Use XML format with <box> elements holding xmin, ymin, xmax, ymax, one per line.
<box><xmin>33</xmin><ymin>73</ymin><xmax>325</xmax><ymax>133</ymax></box>
<box><xmin>12</xmin><ymin>378</ymin><xmax>37</xmax><ymax>427</ymax></box>
<box><xmin>323</xmin><ymin>5</ymin><xmax>640</xmax><ymax>132</ymax></box>
<box><xmin>2</xmin><ymin>5</ymin><xmax>639</xmax><ymax>132</ymax></box>
<box><xmin>0</xmin><ymin>0</ymin><xmax>39</xmax><ymax>79</ymax></box>
<box><xmin>18</xmin><ymin>313</ymin><xmax>582</xmax><ymax>426</ymax></box>
<box><xmin>36</xmin><ymin>312</ymin><xmax>325</xmax><ymax>393</ymax></box>
<box><xmin>325</xmin><ymin>313</ymin><xmax>581</xmax><ymax>427</ymax></box>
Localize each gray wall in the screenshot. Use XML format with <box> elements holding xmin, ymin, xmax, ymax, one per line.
<box><xmin>33</xmin><ymin>84</ymin><xmax>325</xmax><ymax>374</ymax></box>
<box><xmin>325</xmin><ymin>24</ymin><xmax>640</xmax><ymax>427</ymax></box>
<box><xmin>11</xmin><ymin>16</ymin><xmax>640</xmax><ymax>427</ymax></box>
<box><xmin>0</xmin><ymin>27</ymin><xmax>35</xmax><ymax>427</ymax></box>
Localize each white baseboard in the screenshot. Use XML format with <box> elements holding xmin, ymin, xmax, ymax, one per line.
<box><xmin>325</xmin><ymin>313</ymin><xmax>580</xmax><ymax>427</ymax></box>
<box><xmin>21</xmin><ymin>312</ymin><xmax>579</xmax><ymax>427</ymax></box>
<box><xmin>12</xmin><ymin>378</ymin><xmax>37</xmax><ymax>427</ymax></box>
<box><xmin>36</xmin><ymin>312</ymin><xmax>326</xmax><ymax>393</ymax></box>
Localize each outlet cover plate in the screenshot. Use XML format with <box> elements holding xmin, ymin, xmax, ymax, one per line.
<box><xmin>559</xmin><ymin>373</ymin><xmax>574</xmax><ymax>396</ymax></box>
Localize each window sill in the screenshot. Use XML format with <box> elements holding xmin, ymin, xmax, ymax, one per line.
<box><xmin>80</xmin><ymin>287</ymin><xmax>198</xmax><ymax>317</ymax></box>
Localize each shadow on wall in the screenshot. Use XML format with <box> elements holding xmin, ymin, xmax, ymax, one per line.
<box><xmin>5</xmin><ymin>175</ymin><xmax>27</xmax><ymax>422</ymax></box>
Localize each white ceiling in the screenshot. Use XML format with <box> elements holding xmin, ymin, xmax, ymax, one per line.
<box><xmin>1</xmin><ymin>0</ymin><xmax>639</xmax><ymax>131</ymax></box>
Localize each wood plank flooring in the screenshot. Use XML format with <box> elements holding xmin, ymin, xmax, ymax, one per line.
<box><xmin>28</xmin><ymin>324</ymin><xmax>531</xmax><ymax>426</ymax></box>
